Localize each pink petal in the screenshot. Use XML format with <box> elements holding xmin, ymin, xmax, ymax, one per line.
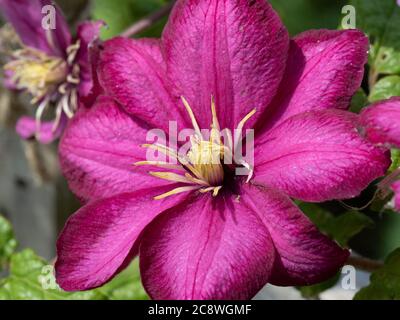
<box><xmin>76</xmin><ymin>21</ymin><xmax>105</xmax><ymax>98</ymax></box>
<box><xmin>241</xmin><ymin>184</ymin><xmax>349</xmax><ymax>286</ymax></box>
<box><xmin>162</xmin><ymin>0</ymin><xmax>289</xmax><ymax>130</ymax></box>
<box><xmin>261</xmin><ymin>29</ymin><xmax>368</xmax><ymax>131</ymax></box>
<box><xmin>360</xmin><ymin>97</ymin><xmax>400</xmax><ymax>149</ymax></box>
<box><xmin>59</xmin><ymin>95</ymin><xmax>173</xmax><ymax>202</ymax></box>
<box><xmin>392</xmin><ymin>181</ymin><xmax>400</xmax><ymax>211</ymax></box>
<box><xmin>98</xmin><ymin>37</ymin><xmax>189</xmax><ymax>131</ymax></box>
<box><xmin>55</xmin><ymin>187</ymin><xmax>187</xmax><ymax>291</ymax></box>
<box><xmin>16</xmin><ymin>115</ymin><xmax>66</xmax><ymax>144</ymax></box>
<box><xmin>254</xmin><ymin>109</ymin><xmax>391</xmax><ymax>202</ymax></box>
<box><xmin>79</xmin><ymin>40</ymin><xmax>104</xmax><ymax>107</ymax></box>
<box><xmin>3</xmin><ymin>69</ymin><xmax>17</xmax><ymax>90</ymax></box>
<box><xmin>0</xmin><ymin>0</ymin><xmax>71</xmax><ymax>56</ymax></box>
<box><xmin>140</xmin><ymin>193</ymin><xmax>275</xmax><ymax>300</ymax></box>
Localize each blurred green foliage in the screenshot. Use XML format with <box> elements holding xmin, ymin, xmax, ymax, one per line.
<box><xmin>0</xmin><ymin>215</ymin><xmax>148</xmax><ymax>300</ymax></box>
<box><xmin>369</xmin><ymin>75</ymin><xmax>400</xmax><ymax>102</ymax></box>
<box><xmin>269</xmin><ymin>0</ymin><xmax>346</xmax><ymax>35</ymax></box>
<box><xmin>300</xmin><ymin>203</ymin><xmax>374</xmax><ymax>247</ymax></box>
<box><xmin>296</xmin><ymin>203</ymin><xmax>374</xmax><ymax>298</ymax></box>
<box><xmin>346</xmin><ymin>0</ymin><xmax>400</xmax><ymax>263</ymax></box>
<box><xmin>92</xmin><ymin>0</ymin><xmax>167</xmax><ymax>39</ymax></box>
<box><xmin>351</xmin><ymin>0</ymin><xmax>400</xmax><ymax>76</ymax></box>
<box><xmin>0</xmin><ymin>215</ymin><xmax>17</xmax><ymax>272</ymax></box>
<box><xmin>354</xmin><ymin>248</ymin><xmax>400</xmax><ymax>299</ymax></box>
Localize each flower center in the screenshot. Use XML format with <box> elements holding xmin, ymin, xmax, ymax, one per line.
<box><xmin>4</xmin><ymin>47</ymin><xmax>68</xmax><ymax>103</ymax></box>
<box><xmin>186</xmin><ymin>137</ymin><xmax>225</xmax><ymax>186</ymax></box>
<box><xmin>136</xmin><ymin>96</ymin><xmax>256</xmax><ymax>200</ymax></box>
<box><xmin>2</xmin><ymin>30</ymin><xmax>82</xmax><ymax>139</ymax></box>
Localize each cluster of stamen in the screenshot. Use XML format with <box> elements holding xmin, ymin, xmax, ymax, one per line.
<box><xmin>5</xmin><ymin>48</ymin><xmax>67</xmax><ymax>103</ymax></box>
<box><xmin>135</xmin><ymin>97</ymin><xmax>256</xmax><ymax>200</ymax></box>
<box><xmin>2</xmin><ymin>26</ymin><xmax>81</xmax><ymax>139</ymax></box>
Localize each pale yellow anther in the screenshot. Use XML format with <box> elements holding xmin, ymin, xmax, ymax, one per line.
<box><xmin>154</xmin><ymin>186</ymin><xmax>201</xmax><ymax>200</ymax></box>
<box><xmin>5</xmin><ymin>48</ymin><xmax>67</xmax><ymax>103</ymax></box>
<box><xmin>199</xmin><ymin>186</ymin><xmax>222</xmax><ymax>197</ymax></box>
<box><xmin>141</xmin><ymin>143</ymin><xmax>182</xmax><ymax>162</ymax></box>
<box><xmin>233</xmin><ymin>108</ymin><xmax>257</xmax><ymax>158</ymax></box>
<box><xmin>139</xmin><ymin>97</ymin><xmax>256</xmax><ymax>200</ymax></box>
<box><xmin>181</xmin><ymin>96</ymin><xmax>203</xmax><ymax>139</ymax></box>
<box><xmin>210</xmin><ymin>97</ymin><xmax>222</xmax><ymax>145</ymax></box>
<box><xmin>134</xmin><ymin>161</ymin><xmax>184</xmax><ymax>171</ymax></box>
<box><xmin>237</xmin><ymin>108</ymin><xmax>257</xmax><ymax>132</ymax></box>
<box><xmin>149</xmin><ymin>171</ymin><xmax>203</xmax><ymax>185</ymax></box>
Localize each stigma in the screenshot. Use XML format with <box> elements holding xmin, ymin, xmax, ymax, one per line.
<box><xmin>135</xmin><ymin>96</ymin><xmax>256</xmax><ymax>200</ymax></box>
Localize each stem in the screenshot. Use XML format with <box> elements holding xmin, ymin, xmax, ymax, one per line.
<box><xmin>121</xmin><ymin>1</ymin><xmax>177</xmax><ymax>38</ymax></box>
<box><xmin>347</xmin><ymin>255</ymin><xmax>384</xmax><ymax>273</ymax></box>
<box><xmin>368</xmin><ymin>67</ymin><xmax>379</xmax><ymax>90</ymax></box>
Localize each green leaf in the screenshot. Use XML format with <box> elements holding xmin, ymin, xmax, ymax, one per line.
<box><xmin>298</xmin><ymin>273</ymin><xmax>340</xmax><ymax>299</ymax></box>
<box><xmin>100</xmin><ymin>259</ymin><xmax>148</xmax><ymax>300</ymax></box>
<box><xmin>354</xmin><ymin>248</ymin><xmax>400</xmax><ymax>300</ymax></box>
<box><xmin>369</xmin><ymin>75</ymin><xmax>400</xmax><ymax>102</ymax></box>
<box><xmin>0</xmin><ymin>249</ymin><xmax>108</xmax><ymax>300</ymax></box>
<box><xmin>300</xmin><ymin>203</ymin><xmax>374</xmax><ymax>247</ymax></box>
<box><xmin>390</xmin><ymin>149</ymin><xmax>400</xmax><ymax>172</ymax></box>
<box><xmin>326</xmin><ymin>212</ymin><xmax>375</xmax><ymax>247</ymax></box>
<box><xmin>0</xmin><ymin>215</ymin><xmax>17</xmax><ymax>271</ymax></box>
<box><xmin>351</xmin><ymin>0</ymin><xmax>400</xmax><ymax>75</ymax></box>
<box><xmin>297</xmin><ymin>204</ymin><xmax>374</xmax><ymax>297</ymax></box>
<box><xmin>0</xmin><ymin>248</ymin><xmax>148</xmax><ymax>300</ymax></box>
<box><xmin>92</xmin><ymin>0</ymin><xmax>167</xmax><ymax>39</ymax></box>
<box><xmin>269</xmin><ymin>0</ymin><xmax>345</xmax><ymax>36</ymax></box>
<box><xmin>350</xmin><ymin>88</ymin><xmax>368</xmax><ymax>113</ymax></box>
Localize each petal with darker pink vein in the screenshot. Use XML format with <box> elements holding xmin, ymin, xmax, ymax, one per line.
<box><xmin>162</xmin><ymin>0</ymin><xmax>289</xmax><ymax>130</ymax></box>
<box><xmin>55</xmin><ymin>187</ymin><xmax>188</xmax><ymax>291</ymax></box>
<box><xmin>98</xmin><ymin>37</ymin><xmax>188</xmax><ymax>131</ymax></box>
<box><xmin>59</xmin><ymin>95</ymin><xmax>173</xmax><ymax>202</ymax></box>
<box><xmin>261</xmin><ymin>29</ymin><xmax>368</xmax><ymax>131</ymax></box>
<box><xmin>0</xmin><ymin>0</ymin><xmax>71</xmax><ymax>56</ymax></box>
<box><xmin>140</xmin><ymin>193</ymin><xmax>275</xmax><ymax>300</ymax></box>
<box><xmin>360</xmin><ymin>97</ymin><xmax>400</xmax><ymax>149</ymax></box>
<box><xmin>254</xmin><ymin>109</ymin><xmax>390</xmax><ymax>202</ymax></box>
<box><xmin>241</xmin><ymin>184</ymin><xmax>349</xmax><ymax>286</ymax></box>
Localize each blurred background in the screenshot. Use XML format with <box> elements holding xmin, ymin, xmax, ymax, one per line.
<box><xmin>1</xmin><ymin>0</ymin><xmax>400</xmax><ymax>300</ymax></box>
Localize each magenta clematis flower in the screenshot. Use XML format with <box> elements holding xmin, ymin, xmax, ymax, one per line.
<box><xmin>55</xmin><ymin>0</ymin><xmax>390</xmax><ymax>299</ymax></box>
<box><xmin>0</xmin><ymin>0</ymin><xmax>103</xmax><ymax>143</ymax></box>
<box><xmin>360</xmin><ymin>97</ymin><xmax>400</xmax><ymax>211</ymax></box>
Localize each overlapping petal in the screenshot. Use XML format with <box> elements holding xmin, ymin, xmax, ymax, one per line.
<box><xmin>254</xmin><ymin>109</ymin><xmax>390</xmax><ymax>202</ymax></box>
<box><xmin>242</xmin><ymin>184</ymin><xmax>348</xmax><ymax>286</ymax></box>
<box><xmin>59</xmin><ymin>95</ymin><xmax>173</xmax><ymax>202</ymax></box>
<box><xmin>162</xmin><ymin>0</ymin><xmax>289</xmax><ymax>130</ymax></box>
<box><xmin>360</xmin><ymin>97</ymin><xmax>400</xmax><ymax>149</ymax></box>
<box><xmin>140</xmin><ymin>193</ymin><xmax>275</xmax><ymax>300</ymax></box>
<box><xmin>55</xmin><ymin>187</ymin><xmax>187</xmax><ymax>291</ymax></box>
<box><xmin>16</xmin><ymin>115</ymin><xmax>67</xmax><ymax>144</ymax></box>
<box><xmin>260</xmin><ymin>29</ymin><xmax>368</xmax><ymax>131</ymax></box>
<box><xmin>75</xmin><ymin>21</ymin><xmax>104</xmax><ymax>98</ymax></box>
<box><xmin>52</xmin><ymin>0</ymin><xmax>390</xmax><ymax>301</ymax></box>
<box><xmin>98</xmin><ymin>37</ymin><xmax>188</xmax><ymax>132</ymax></box>
<box><xmin>0</xmin><ymin>0</ymin><xmax>71</xmax><ymax>56</ymax></box>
